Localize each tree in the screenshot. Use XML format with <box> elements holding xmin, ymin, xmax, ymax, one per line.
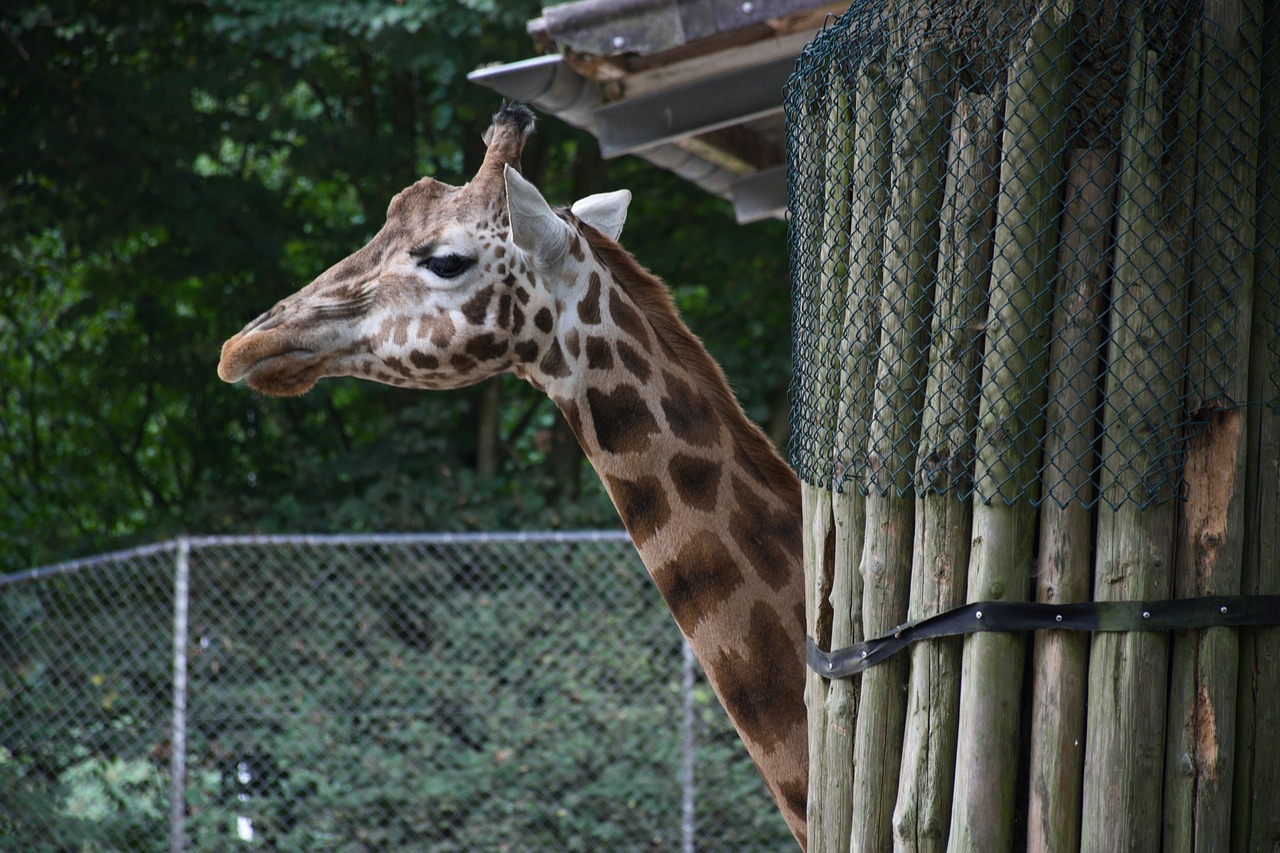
<box><xmin>0</xmin><ymin>0</ymin><xmax>791</xmax><ymax>573</ymax></box>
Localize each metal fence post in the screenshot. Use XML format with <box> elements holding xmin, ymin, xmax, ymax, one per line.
<box><xmin>169</xmin><ymin>537</ymin><xmax>190</xmax><ymax>853</ymax></box>
<box><xmin>681</xmin><ymin>639</ymin><xmax>695</xmax><ymax>853</ymax></box>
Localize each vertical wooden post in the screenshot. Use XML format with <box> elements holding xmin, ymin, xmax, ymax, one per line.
<box><xmin>803</xmin><ymin>57</ymin><xmax>854</xmax><ymax>852</ymax></box>
<box><xmin>849</xmin><ymin>40</ymin><xmax>952</xmax><ymax>853</ymax></box>
<box><xmin>1081</xmin><ymin>20</ymin><xmax>1188</xmax><ymax>851</ymax></box>
<box><xmin>948</xmin><ymin>2</ymin><xmax>1073</xmax><ymax>849</ymax></box>
<box><xmin>1025</xmin><ymin>147</ymin><xmax>1117</xmax><ymax>853</ymax></box>
<box><xmin>892</xmin><ymin>88</ymin><xmax>1000</xmax><ymax>853</ymax></box>
<box><xmin>815</xmin><ymin>56</ymin><xmax>898</xmax><ymax>852</ymax></box>
<box><xmin>1231</xmin><ymin>2</ymin><xmax>1280</xmax><ymax>847</ymax></box>
<box><xmin>1164</xmin><ymin>1</ymin><xmax>1262</xmax><ymax>849</ymax></box>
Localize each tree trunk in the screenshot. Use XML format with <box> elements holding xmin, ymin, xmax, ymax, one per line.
<box><xmin>475</xmin><ymin>379</ymin><xmax>501</xmax><ymax>478</ymax></box>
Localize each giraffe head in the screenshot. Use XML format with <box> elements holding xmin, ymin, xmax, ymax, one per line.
<box><xmin>217</xmin><ymin>105</ymin><xmax>631</xmax><ymax>396</ymax></box>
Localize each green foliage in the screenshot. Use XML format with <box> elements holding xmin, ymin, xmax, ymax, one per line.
<box><xmin>0</xmin><ymin>0</ymin><xmax>791</xmax><ymax>573</ymax></box>
<box><xmin>0</xmin><ymin>541</ymin><xmax>794</xmax><ymax>850</ymax></box>
<box><xmin>2</xmin><ymin>4</ymin><xmax>794</xmax><ymax>843</ymax></box>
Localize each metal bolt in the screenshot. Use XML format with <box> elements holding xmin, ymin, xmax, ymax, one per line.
<box><xmin>741</xmin><ymin>1</ymin><xmax>754</xmax><ymax>13</ymax></box>
<box><xmin>975</xmin><ymin>610</ymin><xmax>984</xmax><ymax>620</ymax></box>
<box><xmin>1055</xmin><ymin>614</ymin><xmax>1063</xmax><ymax>623</ymax></box>
<box><xmin>1220</xmin><ymin>605</ymin><xmax>1228</xmax><ymax>614</ymax></box>
<box><xmin>860</xmin><ymin>650</ymin><xmax>867</xmax><ymax>659</ymax></box>
<box><xmin>1142</xmin><ymin>610</ymin><xmax>1151</xmax><ymax>619</ymax></box>
<box><xmin>612</xmin><ymin>35</ymin><xmax>625</xmax><ymax>49</ymax></box>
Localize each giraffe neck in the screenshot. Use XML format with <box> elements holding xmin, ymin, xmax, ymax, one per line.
<box><xmin>524</xmin><ymin>228</ymin><xmax>809</xmax><ymax>846</ymax></box>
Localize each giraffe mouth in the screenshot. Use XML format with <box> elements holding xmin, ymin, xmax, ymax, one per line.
<box><xmin>242</xmin><ymin>350</ymin><xmax>321</xmax><ymax>396</ymax></box>
<box><xmin>218</xmin><ymin>336</ymin><xmax>321</xmax><ymax>397</ymax></box>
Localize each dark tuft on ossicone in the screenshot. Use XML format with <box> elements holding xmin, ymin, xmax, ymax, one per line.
<box><xmin>495</xmin><ymin>103</ymin><xmax>535</xmax><ymax>137</ymax></box>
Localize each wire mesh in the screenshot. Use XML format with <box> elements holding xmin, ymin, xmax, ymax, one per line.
<box><xmin>787</xmin><ymin>0</ymin><xmax>1277</xmax><ymax>509</ymax></box>
<box><xmin>0</xmin><ymin>533</ymin><xmax>793</xmax><ymax>852</ymax></box>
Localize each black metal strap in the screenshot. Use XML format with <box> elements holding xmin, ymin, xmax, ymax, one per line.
<box><xmin>807</xmin><ymin>595</ymin><xmax>1280</xmax><ymax>679</ymax></box>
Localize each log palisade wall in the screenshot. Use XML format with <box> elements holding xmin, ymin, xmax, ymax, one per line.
<box><xmin>786</xmin><ymin>0</ymin><xmax>1280</xmax><ymax>850</ymax></box>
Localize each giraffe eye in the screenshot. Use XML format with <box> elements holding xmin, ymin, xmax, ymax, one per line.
<box><xmin>418</xmin><ymin>253</ymin><xmax>475</xmax><ymax>279</ymax></box>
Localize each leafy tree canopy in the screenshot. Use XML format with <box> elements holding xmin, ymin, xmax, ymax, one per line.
<box><xmin>0</xmin><ymin>0</ymin><xmax>791</xmax><ymax>572</ymax></box>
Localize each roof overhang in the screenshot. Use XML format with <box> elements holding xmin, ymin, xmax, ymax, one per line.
<box><xmin>469</xmin><ymin>0</ymin><xmax>844</xmax><ymax>223</ymax></box>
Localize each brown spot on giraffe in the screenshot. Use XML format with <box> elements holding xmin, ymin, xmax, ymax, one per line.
<box><xmin>464</xmin><ymin>333</ymin><xmax>509</xmax><ymax>362</ymax></box>
<box><xmin>777</xmin><ymin>779</ymin><xmax>809</xmax><ymax>846</ymax></box>
<box><xmin>449</xmin><ymin>354</ymin><xmax>477</xmax><ymax>372</ymax></box>
<box><xmin>461</xmin><ymin>284</ymin><xmax>495</xmax><ymax>325</ymax></box>
<box><xmin>409</xmin><ymin>350</ymin><xmax>438</xmax><ymax>370</ymax></box>
<box><xmin>513</xmin><ymin>340</ymin><xmax>539</xmax><ymax>364</ymax></box>
<box><xmin>653</xmin><ymin>531</ymin><xmax>744</xmax><ymax>635</ymax></box>
<box><xmin>728</xmin><ymin>475</ymin><xmax>801</xmax><ymax>592</ymax></box>
<box><xmin>604</xmin><ymin>473</ymin><xmax>671</xmax><ymax>548</ymax></box>
<box><xmin>565</xmin><ymin>329</ymin><xmax>580</xmax><ymax>359</ymax></box>
<box><xmin>660</xmin><ymin>371</ymin><xmax>721</xmax><ymax>447</ymax></box>
<box><xmin>585</xmin><ymin>336</ymin><xmax>613</xmax><ymax>370</ymax></box>
<box><xmin>586</xmin><ymin>385</ymin><xmax>660</xmax><ymax>455</ymax></box>
<box><xmin>383</xmin><ymin>355</ymin><xmax>412</xmax><ymax>377</ymax></box>
<box><xmin>608</xmin><ymin>290</ymin><xmax>650</xmax><ymax>350</ymax></box>
<box><xmin>390</xmin><ymin>316</ymin><xmax>411</xmax><ymax>346</ymax></box>
<box><xmin>534</xmin><ymin>307</ymin><xmax>553</xmax><ymax>334</ymax></box>
<box><xmin>712</xmin><ymin>602</ymin><xmax>808</xmax><ymax>753</ymax></box>
<box><xmin>427</xmin><ymin>313</ymin><xmax>456</xmax><ymax>348</ymax></box>
<box><xmin>668</xmin><ymin>453</ymin><xmax>722</xmax><ymax>512</ymax></box>
<box><xmin>496</xmin><ymin>292</ymin><xmax>513</xmax><ymax>330</ymax></box>
<box><xmin>555</xmin><ymin>396</ymin><xmax>585</xmax><ymax>445</ymax></box>
<box><xmin>617</xmin><ymin>340</ymin><xmax>650</xmax><ymax>382</ymax></box>
<box><xmin>578</xmin><ymin>271</ymin><xmax>602</xmax><ymax>324</ymax></box>
<box><xmin>539</xmin><ymin>339</ymin><xmax>570</xmax><ymax>378</ymax></box>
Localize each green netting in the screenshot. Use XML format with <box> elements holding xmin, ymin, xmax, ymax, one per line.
<box><xmin>787</xmin><ymin>0</ymin><xmax>1278</xmax><ymax>510</ymax></box>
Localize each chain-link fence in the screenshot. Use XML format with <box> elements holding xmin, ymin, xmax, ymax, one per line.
<box><xmin>786</xmin><ymin>2</ymin><xmax>1279</xmax><ymax>849</ymax></box>
<box><xmin>0</xmin><ymin>532</ymin><xmax>793</xmax><ymax>852</ymax></box>
<box><xmin>787</xmin><ymin>0</ymin><xmax>1277</xmax><ymax>509</ymax></box>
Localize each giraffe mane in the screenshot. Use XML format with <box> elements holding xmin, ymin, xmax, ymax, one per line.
<box><xmin>578</xmin><ymin>224</ymin><xmax>802</xmax><ymax>508</ymax></box>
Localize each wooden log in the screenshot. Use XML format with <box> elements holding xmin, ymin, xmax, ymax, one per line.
<box><xmin>804</xmin><ymin>483</ymin><xmax>836</xmax><ymax>848</ymax></box>
<box><xmin>892</xmin><ymin>88</ymin><xmax>1001</xmax><ymax>853</ymax></box>
<box><xmin>815</xmin><ymin>56</ymin><xmax>897</xmax><ymax>853</ymax></box>
<box><xmin>1026</xmin><ymin>147</ymin><xmax>1118</xmax><ymax>853</ymax></box>
<box><xmin>1164</xmin><ymin>1</ymin><xmax>1262</xmax><ymax>849</ymax></box>
<box><xmin>1080</xmin><ymin>20</ymin><xmax>1189</xmax><ymax>851</ymax></box>
<box><xmin>849</xmin><ymin>41</ymin><xmax>952</xmax><ymax>853</ymax></box>
<box><xmin>947</xmin><ymin>2</ymin><xmax>1074</xmax><ymax>849</ymax></box>
<box><xmin>1231</xmin><ymin>1</ymin><xmax>1280</xmax><ymax>847</ymax></box>
<box><xmin>821</xmin><ymin>485</ymin><xmax>860</xmax><ymax>851</ymax></box>
<box><xmin>803</xmin><ymin>56</ymin><xmax>855</xmax><ymax>845</ymax></box>
<box><xmin>802</xmin><ymin>59</ymin><xmax>854</xmax><ymax>851</ymax></box>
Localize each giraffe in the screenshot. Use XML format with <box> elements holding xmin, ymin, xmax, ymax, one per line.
<box><xmin>217</xmin><ymin>105</ymin><xmax>809</xmax><ymax>848</ymax></box>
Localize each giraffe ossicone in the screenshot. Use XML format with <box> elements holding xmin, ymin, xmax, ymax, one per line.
<box><xmin>217</xmin><ymin>105</ymin><xmax>809</xmax><ymax>849</ymax></box>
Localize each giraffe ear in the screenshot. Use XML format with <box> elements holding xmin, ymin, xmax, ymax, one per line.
<box><xmin>571</xmin><ymin>190</ymin><xmax>631</xmax><ymax>241</ymax></box>
<box><xmin>505</xmin><ymin>164</ymin><xmax>570</xmax><ymax>263</ymax></box>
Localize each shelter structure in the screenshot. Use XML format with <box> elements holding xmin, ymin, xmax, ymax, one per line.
<box><xmin>470</xmin><ymin>0</ymin><xmax>846</xmax><ymax>223</ymax></box>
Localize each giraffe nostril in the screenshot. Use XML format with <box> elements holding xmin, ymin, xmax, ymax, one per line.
<box><xmin>243</xmin><ymin>302</ymin><xmax>288</xmax><ymax>335</ymax></box>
